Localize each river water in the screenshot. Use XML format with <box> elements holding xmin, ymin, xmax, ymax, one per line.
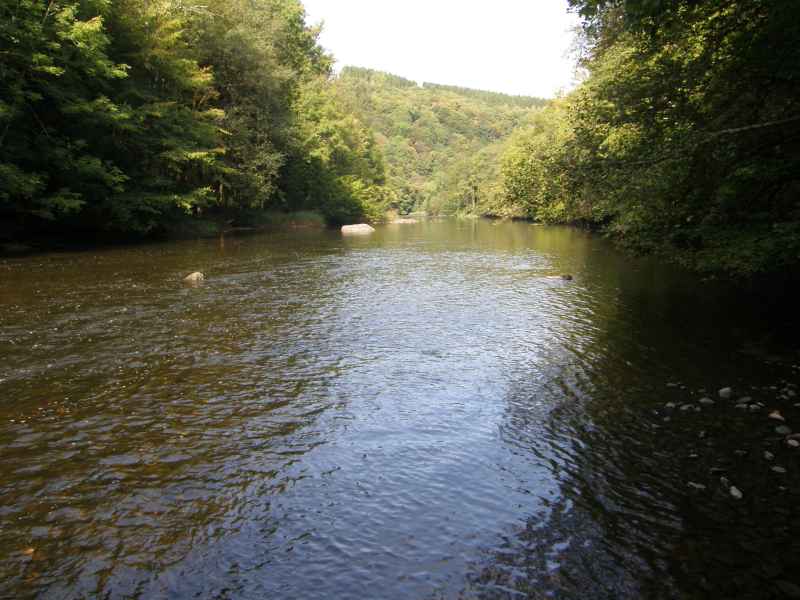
<box><xmin>1</xmin><ymin>219</ymin><xmax>798</xmax><ymax>599</ymax></box>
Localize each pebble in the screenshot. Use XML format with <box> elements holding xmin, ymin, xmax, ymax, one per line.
<box><xmin>680</xmin><ymin>404</ymin><xmax>693</xmax><ymax>412</ymax></box>
<box><xmin>749</xmin><ymin>405</ymin><xmax>761</xmax><ymax>412</ymax></box>
<box><xmin>687</xmin><ymin>482</ymin><xmax>706</xmax><ymax>491</ymax></box>
<box><xmin>738</xmin><ymin>396</ymin><xmax>753</xmax><ymax>404</ymax></box>
<box><xmin>764</xmin><ymin>451</ymin><xmax>775</xmax><ymax>460</ymax></box>
<box><xmin>776</xmin><ymin>425</ymin><xmax>793</xmax><ymax>435</ymax></box>
<box><xmin>718</xmin><ymin>387</ymin><xmax>733</xmax><ymax>399</ymax></box>
<box><xmin>769</xmin><ymin>410</ymin><xmax>785</xmax><ymax>421</ymax></box>
<box><xmin>665</xmin><ymin>402</ymin><xmax>677</xmax><ymax>409</ymax></box>
<box><xmin>730</xmin><ymin>486</ymin><xmax>743</xmax><ymax>500</ymax></box>
<box><xmin>788</xmin><ymin>439</ymin><xmax>800</xmax><ymax>448</ymax></box>
<box><xmin>771</xmin><ymin>466</ymin><xmax>787</xmax><ymax>474</ymax></box>
<box><xmin>735</xmin><ymin>403</ymin><xmax>748</xmax><ymax>410</ymax></box>
<box><xmin>699</xmin><ymin>397</ymin><xmax>715</xmax><ymax>406</ymax></box>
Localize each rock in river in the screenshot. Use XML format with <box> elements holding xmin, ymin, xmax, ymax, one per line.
<box><xmin>183</xmin><ymin>272</ymin><xmax>204</xmax><ymax>284</ymax></box>
<box><xmin>341</xmin><ymin>224</ymin><xmax>375</xmax><ymax>235</ymax></box>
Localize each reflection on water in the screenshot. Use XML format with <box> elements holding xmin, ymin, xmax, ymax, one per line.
<box><xmin>1</xmin><ymin>220</ymin><xmax>798</xmax><ymax>599</ymax></box>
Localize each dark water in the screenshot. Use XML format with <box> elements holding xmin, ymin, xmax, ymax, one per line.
<box><xmin>1</xmin><ymin>219</ymin><xmax>799</xmax><ymax>599</ymax></box>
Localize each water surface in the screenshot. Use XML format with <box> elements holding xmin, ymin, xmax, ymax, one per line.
<box><xmin>1</xmin><ymin>220</ymin><xmax>798</xmax><ymax>599</ymax></box>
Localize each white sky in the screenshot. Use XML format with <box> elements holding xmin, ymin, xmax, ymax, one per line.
<box><xmin>302</xmin><ymin>0</ymin><xmax>581</xmax><ymax>98</ymax></box>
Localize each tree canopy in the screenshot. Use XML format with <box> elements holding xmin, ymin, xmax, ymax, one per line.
<box><xmin>495</xmin><ymin>0</ymin><xmax>800</xmax><ymax>276</ymax></box>
<box><xmin>0</xmin><ymin>0</ymin><xmax>390</xmax><ymax>236</ymax></box>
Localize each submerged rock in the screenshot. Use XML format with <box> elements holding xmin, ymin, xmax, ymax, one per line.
<box><xmin>687</xmin><ymin>482</ymin><xmax>706</xmax><ymax>491</ymax></box>
<box><xmin>776</xmin><ymin>425</ymin><xmax>792</xmax><ymax>436</ymax></box>
<box><xmin>561</xmin><ymin>274</ymin><xmax>574</xmax><ymax>281</ymax></box>
<box><xmin>787</xmin><ymin>439</ymin><xmax>800</xmax><ymax>448</ymax></box>
<box><xmin>764</xmin><ymin>451</ymin><xmax>775</xmax><ymax>460</ymax></box>
<box><xmin>718</xmin><ymin>387</ymin><xmax>733</xmax><ymax>399</ymax></box>
<box><xmin>771</xmin><ymin>466</ymin><xmax>787</xmax><ymax>474</ymax></box>
<box><xmin>341</xmin><ymin>224</ymin><xmax>375</xmax><ymax>235</ymax></box>
<box><xmin>699</xmin><ymin>397</ymin><xmax>715</xmax><ymax>406</ymax></box>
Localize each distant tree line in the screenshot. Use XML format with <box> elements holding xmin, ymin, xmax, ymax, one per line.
<box><xmin>334</xmin><ymin>67</ymin><xmax>547</xmax><ymax>216</ymax></box>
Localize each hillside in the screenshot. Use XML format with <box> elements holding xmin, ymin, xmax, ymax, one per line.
<box><xmin>333</xmin><ymin>67</ymin><xmax>548</xmax><ymax>215</ymax></box>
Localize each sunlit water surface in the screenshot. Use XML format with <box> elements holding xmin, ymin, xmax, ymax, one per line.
<box><xmin>1</xmin><ymin>220</ymin><xmax>798</xmax><ymax>599</ymax></box>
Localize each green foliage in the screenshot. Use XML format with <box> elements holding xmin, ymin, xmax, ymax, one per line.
<box><xmin>0</xmin><ymin>0</ymin><xmax>389</xmax><ymax>237</ymax></box>
<box><xmin>334</xmin><ymin>67</ymin><xmax>547</xmax><ymax>216</ymax></box>
<box><xmin>501</xmin><ymin>0</ymin><xmax>800</xmax><ymax>277</ymax></box>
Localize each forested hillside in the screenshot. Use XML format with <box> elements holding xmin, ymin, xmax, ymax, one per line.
<box><xmin>333</xmin><ymin>67</ymin><xmax>547</xmax><ymax>216</ymax></box>
<box><xmin>495</xmin><ymin>0</ymin><xmax>800</xmax><ymax>277</ymax></box>
<box><xmin>3</xmin><ymin>0</ymin><xmax>797</xmax><ymax>278</ymax></box>
<box><xmin>0</xmin><ymin>0</ymin><xmax>391</xmax><ymax>239</ymax></box>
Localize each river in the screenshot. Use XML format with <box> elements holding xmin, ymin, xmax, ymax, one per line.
<box><xmin>1</xmin><ymin>219</ymin><xmax>798</xmax><ymax>599</ymax></box>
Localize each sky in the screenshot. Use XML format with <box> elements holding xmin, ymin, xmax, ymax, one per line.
<box><xmin>302</xmin><ymin>0</ymin><xmax>581</xmax><ymax>99</ymax></box>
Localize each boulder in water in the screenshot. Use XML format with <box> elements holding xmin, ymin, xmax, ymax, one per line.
<box><xmin>183</xmin><ymin>272</ymin><xmax>204</xmax><ymax>284</ymax></box>
<box><xmin>341</xmin><ymin>224</ymin><xmax>375</xmax><ymax>235</ymax></box>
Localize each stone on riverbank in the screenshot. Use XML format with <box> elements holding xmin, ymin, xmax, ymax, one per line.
<box><xmin>341</xmin><ymin>224</ymin><xmax>375</xmax><ymax>235</ymax></box>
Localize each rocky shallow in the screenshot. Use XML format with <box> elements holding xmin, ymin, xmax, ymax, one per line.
<box><xmin>653</xmin><ymin>375</ymin><xmax>800</xmax><ymax>597</ymax></box>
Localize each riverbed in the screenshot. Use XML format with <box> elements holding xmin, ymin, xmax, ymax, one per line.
<box><xmin>1</xmin><ymin>219</ymin><xmax>798</xmax><ymax>599</ymax></box>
